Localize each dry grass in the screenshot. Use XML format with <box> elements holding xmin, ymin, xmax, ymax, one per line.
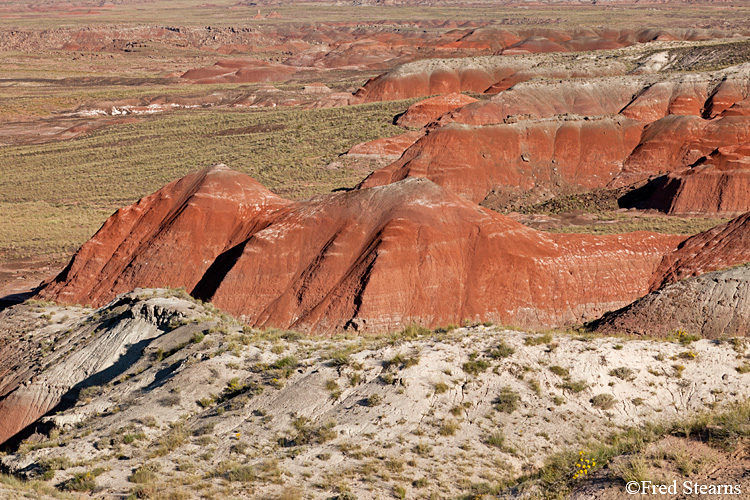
<box><xmin>543</xmin><ymin>214</ymin><xmax>730</xmax><ymax>236</ymax></box>
<box><xmin>0</xmin><ymin>100</ymin><xmax>412</xmax><ymax>261</ymax></box>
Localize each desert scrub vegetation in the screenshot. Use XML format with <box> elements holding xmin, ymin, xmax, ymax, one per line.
<box><xmin>609</xmin><ymin>366</ymin><xmax>636</xmax><ymax>380</ymax></box>
<box><xmin>150</xmin><ymin>420</ymin><xmax>188</xmax><ymax>457</ymax></box>
<box><xmin>383</xmin><ymin>352</ymin><xmax>420</xmax><ymax>370</ymax></box>
<box><xmin>60</xmin><ymin>469</ymin><xmax>104</xmax><ymax>492</ymax></box>
<box><xmin>509</xmin><ymin>398</ymin><xmax>750</xmax><ymax>499</ymax></box>
<box><xmin>666</xmin><ymin>329</ymin><xmax>701</xmax><ymax>346</ymax></box>
<box><xmin>489</xmin><ymin>340</ymin><xmax>515</xmax><ymax>359</ymax></box>
<box><xmin>0</xmin><ymin>99</ymin><xmax>415</xmax><ymax>260</ymax></box>
<box><xmin>525</xmin><ymin>333</ymin><xmax>553</xmax><ymax>346</ymax></box>
<box><xmin>560</xmin><ymin>379</ymin><xmax>589</xmax><ymax>394</ymax></box>
<box><xmin>494</xmin><ymin>386</ymin><xmax>521</xmax><ymax>414</ymax></box>
<box><xmin>438</xmin><ymin>420</ymin><xmax>460</xmax><ymax>436</ymax></box>
<box><xmin>1</xmin><ymin>473</ymin><xmax>77</xmax><ymax>499</ymax></box>
<box><xmin>484</xmin><ymin>431</ymin><xmax>507</xmax><ymax>449</ymax></box>
<box><xmin>77</xmin><ymin>384</ymin><xmax>105</xmax><ymax>404</ymax></box>
<box><xmin>462</xmin><ymin>353</ymin><xmax>490</xmax><ymax>376</ymax></box>
<box><xmin>365</xmin><ymin>394</ymin><xmax>383</xmax><ymax>407</ymax></box>
<box><xmin>278</xmin><ymin>416</ymin><xmax>337</xmax><ymax>447</ymax></box>
<box><xmin>433</xmin><ymin>381</ymin><xmax>450</xmax><ymax>394</ymax></box>
<box><xmin>590</xmin><ymin>393</ymin><xmax>617</xmax><ymax>410</ymax></box>
<box><xmin>549</xmin><ymin>365</ymin><xmax>570</xmax><ymax>378</ymax></box>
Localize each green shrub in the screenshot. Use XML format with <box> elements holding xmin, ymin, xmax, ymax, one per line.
<box><xmin>434</xmin><ymin>381</ymin><xmax>450</xmax><ymax>394</ymax></box>
<box><xmin>61</xmin><ymin>470</ymin><xmax>100</xmax><ymax>492</ymax></box>
<box><xmin>561</xmin><ymin>379</ymin><xmax>588</xmax><ymax>393</ymax></box>
<box><xmin>129</xmin><ymin>463</ymin><xmax>159</xmax><ymax>484</ymax></box>
<box><xmin>366</xmin><ymin>394</ymin><xmax>383</xmax><ymax>407</ymax></box>
<box><xmin>439</xmin><ymin>420</ymin><xmax>460</xmax><ymax>436</ymax></box>
<box><xmin>485</xmin><ymin>431</ymin><xmax>506</xmax><ymax>448</ymax></box>
<box><xmin>226</xmin><ymin>465</ymin><xmax>255</xmax><ymax>482</ymax></box>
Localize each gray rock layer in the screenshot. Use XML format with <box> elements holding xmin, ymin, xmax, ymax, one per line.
<box><xmin>592</xmin><ymin>265</ymin><xmax>750</xmax><ymax>338</ymax></box>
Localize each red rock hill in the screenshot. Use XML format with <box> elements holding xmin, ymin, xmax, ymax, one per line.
<box><xmin>38</xmin><ymin>167</ymin><xmax>681</xmax><ymax>333</ymax></box>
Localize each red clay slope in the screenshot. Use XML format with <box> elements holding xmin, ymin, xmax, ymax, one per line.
<box><xmin>38</xmin><ymin>166</ymin><xmax>681</xmax><ymax>333</ymax></box>
<box><xmin>649</xmin><ymin>212</ymin><xmax>750</xmax><ymax>292</ymax></box>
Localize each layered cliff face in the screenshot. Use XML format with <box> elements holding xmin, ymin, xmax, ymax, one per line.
<box><xmin>37</xmin><ymin>166</ymin><xmax>681</xmax><ymax>334</ymax></box>
<box><xmin>395</xmin><ymin>92</ymin><xmax>479</xmax><ymax>128</ymax></box>
<box><xmin>351</xmin><ymin>30</ymin><xmax>739</xmax><ymax>102</ymax></box>
<box><xmin>359</xmin><ymin>63</ymin><xmax>750</xmax><ymax>216</ymax></box>
<box><xmin>358</xmin><ymin>116</ymin><xmax>645</xmax><ymax>203</ymax></box>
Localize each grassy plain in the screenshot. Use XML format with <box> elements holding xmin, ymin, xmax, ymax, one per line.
<box><xmin>0</xmin><ymin>100</ymin><xmax>412</xmax><ymax>259</ymax></box>
<box><xmin>1</xmin><ymin>1</ymin><xmax>749</xmax><ymax>30</ymax></box>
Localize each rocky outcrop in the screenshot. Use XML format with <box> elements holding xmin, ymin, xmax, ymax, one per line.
<box><xmin>353</xmin><ymin>52</ymin><xmax>631</xmax><ymax>102</ymax></box>
<box><xmin>395</xmin><ymin>93</ymin><xmax>479</xmax><ymax>128</ymax></box>
<box><xmin>649</xmin><ymin>212</ymin><xmax>750</xmax><ymax>291</ymax></box>
<box><xmin>2</xmin><ymin>304</ymin><xmax>749</xmax><ymax>497</ymax></box>
<box><xmin>591</xmin><ymin>266</ymin><xmax>750</xmax><ymax>338</ymax></box>
<box><xmin>0</xmin><ymin>293</ymin><xmax>198</xmax><ymax>446</ymax></box>
<box><xmin>633</xmin><ymin>145</ymin><xmax>750</xmax><ymax>216</ymax></box>
<box><xmin>181</xmin><ymin>58</ymin><xmax>299</xmax><ymax>84</ymax></box>
<box><xmin>436</xmin><ymin>77</ymin><xmax>648</xmax><ymax>126</ymax></box>
<box><xmin>346</xmin><ymin>131</ymin><xmax>423</xmax><ymax>159</ymax></box>
<box><xmin>38</xmin><ymin>166</ymin><xmax>681</xmax><ymax>334</ymax></box>
<box><xmin>352</xmin><ymin>31</ymin><xmax>742</xmax><ymax>102</ymax></box>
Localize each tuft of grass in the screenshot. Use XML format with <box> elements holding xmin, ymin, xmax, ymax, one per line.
<box><xmin>494</xmin><ymin>386</ymin><xmax>521</xmax><ymax>414</ymax></box>
<box><xmin>489</xmin><ymin>340</ymin><xmax>515</xmax><ymax>359</ymax></box>
<box><xmin>433</xmin><ymin>381</ymin><xmax>450</xmax><ymax>394</ymax></box>
<box><xmin>226</xmin><ymin>465</ymin><xmax>256</xmax><ymax>483</ymax></box>
<box><xmin>525</xmin><ymin>333</ymin><xmax>553</xmax><ymax>346</ymax></box>
<box><xmin>439</xmin><ymin>420</ymin><xmax>460</xmax><ymax>436</ymax></box>
<box><xmin>549</xmin><ymin>365</ymin><xmax>570</xmax><ymax>378</ymax></box>
<box><xmin>609</xmin><ymin>366</ymin><xmax>636</xmax><ymax>381</ymax></box>
<box><xmin>484</xmin><ymin>431</ymin><xmax>506</xmax><ymax>449</ymax></box>
<box><xmin>590</xmin><ymin>393</ymin><xmax>617</xmax><ymax>410</ymax></box>
<box><xmin>129</xmin><ymin>463</ymin><xmax>159</xmax><ymax>484</ymax></box>
<box><xmin>365</xmin><ymin>394</ymin><xmax>383</xmax><ymax>407</ymax></box>
<box><xmin>400</xmin><ymin>324</ymin><xmax>431</xmax><ymax>338</ymax></box>
<box><xmin>462</xmin><ymin>358</ymin><xmax>490</xmax><ymax>376</ymax></box>
<box><xmin>561</xmin><ymin>379</ymin><xmax>588</xmax><ymax>393</ymax></box>
<box><xmin>60</xmin><ymin>469</ymin><xmax>103</xmax><ymax>492</ymax></box>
